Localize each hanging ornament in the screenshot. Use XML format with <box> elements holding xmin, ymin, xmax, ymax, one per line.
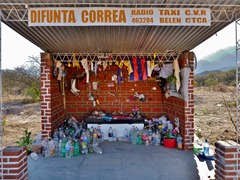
<box><xmin>154</xmin><ymin>53</ymin><xmax>156</xmax><ymax>59</ymax></box>
<box><xmin>68</xmin><ymin>60</ymin><xmax>71</xmax><ymax>67</ymax></box>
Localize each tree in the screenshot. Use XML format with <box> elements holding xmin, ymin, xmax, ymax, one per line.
<box><xmin>204</xmin><ymin>78</ymin><xmax>218</xmax><ymax>91</ymax></box>
<box><xmin>2</xmin><ymin>55</ymin><xmax>41</xmax><ymax>101</ymax></box>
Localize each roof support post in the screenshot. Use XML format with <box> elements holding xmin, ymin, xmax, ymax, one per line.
<box><xmin>0</xmin><ymin>20</ymin><xmax>3</xmax><ymax>180</ymax></box>
<box><xmin>235</xmin><ymin>19</ymin><xmax>240</xmax><ymax>180</ymax></box>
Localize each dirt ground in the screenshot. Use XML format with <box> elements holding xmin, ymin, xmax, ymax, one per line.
<box><xmin>2</xmin><ymin>96</ymin><xmax>41</xmax><ymax>148</ymax></box>
<box><xmin>194</xmin><ymin>86</ymin><xmax>237</xmax><ymax>147</ymax></box>
<box><xmin>1</xmin><ymin>86</ymin><xmax>238</xmax><ymax>149</ymax></box>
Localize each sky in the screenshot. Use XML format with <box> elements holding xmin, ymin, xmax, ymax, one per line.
<box><xmin>1</xmin><ymin>21</ymin><xmax>236</xmax><ymax>69</ymax></box>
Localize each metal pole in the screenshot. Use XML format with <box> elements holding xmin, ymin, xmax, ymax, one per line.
<box><xmin>235</xmin><ymin>19</ymin><xmax>239</xmax><ymax>179</ymax></box>
<box><xmin>0</xmin><ymin>20</ymin><xmax>3</xmax><ymax>180</ymax></box>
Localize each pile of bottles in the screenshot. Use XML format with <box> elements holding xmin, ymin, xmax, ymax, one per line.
<box><xmin>41</xmin><ymin>116</ymin><xmax>103</xmax><ymax>158</ymax></box>
<box><xmin>111</xmin><ymin>126</ymin><xmax>162</xmax><ymax>146</ymax></box>
<box><xmin>107</xmin><ymin>120</ymin><xmax>182</xmax><ymax>148</ymax></box>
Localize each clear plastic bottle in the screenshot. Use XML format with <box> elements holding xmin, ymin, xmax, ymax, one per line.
<box><xmin>113</xmin><ymin>128</ymin><xmax>117</xmax><ymax>141</ymax></box>
<box><xmin>53</xmin><ymin>129</ymin><xmax>59</xmax><ymax>139</ymax></box>
<box><xmin>58</xmin><ymin>139</ymin><xmax>63</xmax><ymax>156</ymax></box>
<box><xmin>58</xmin><ymin>127</ymin><xmax>65</xmax><ymax>140</ymax></box>
<box><xmin>203</xmin><ymin>139</ymin><xmax>210</xmax><ymax>156</ymax></box>
<box><xmin>155</xmin><ymin>131</ymin><xmax>160</xmax><ymax>146</ymax></box>
<box><xmin>65</xmin><ymin>140</ymin><xmax>71</xmax><ymax>158</ymax></box>
<box><xmin>131</xmin><ymin>128</ymin><xmax>137</xmax><ymax>145</ymax></box>
<box><xmin>48</xmin><ymin>139</ymin><xmax>55</xmax><ymax>156</ymax></box>
<box><xmin>129</xmin><ymin>126</ymin><xmax>135</xmax><ymax>142</ymax></box>
<box><xmin>93</xmin><ymin>146</ymin><xmax>103</xmax><ymax>154</ymax></box>
<box><xmin>148</xmin><ymin>128</ymin><xmax>153</xmax><ymax>143</ymax></box>
<box><xmin>108</xmin><ymin>127</ymin><xmax>113</xmax><ymax>142</ymax></box>
<box><xmin>124</xmin><ymin>128</ymin><xmax>129</xmax><ymax>142</ymax></box>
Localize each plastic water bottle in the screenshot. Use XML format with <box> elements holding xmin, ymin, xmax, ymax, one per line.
<box><xmin>65</xmin><ymin>140</ymin><xmax>71</xmax><ymax>158</ymax></box>
<box><xmin>129</xmin><ymin>126</ymin><xmax>134</xmax><ymax>142</ymax></box>
<box><xmin>53</xmin><ymin>129</ymin><xmax>59</xmax><ymax>139</ymax></box>
<box><xmin>203</xmin><ymin>139</ymin><xmax>210</xmax><ymax>156</ymax></box>
<box><xmin>113</xmin><ymin>128</ymin><xmax>117</xmax><ymax>141</ymax></box>
<box><xmin>58</xmin><ymin>139</ymin><xmax>63</xmax><ymax>156</ymax></box>
<box><xmin>131</xmin><ymin>128</ymin><xmax>137</xmax><ymax>145</ymax></box>
<box><xmin>124</xmin><ymin>128</ymin><xmax>129</xmax><ymax>142</ymax></box>
<box><xmin>93</xmin><ymin>146</ymin><xmax>103</xmax><ymax>154</ymax></box>
<box><xmin>58</xmin><ymin>127</ymin><xmax>65</xmax><ymax>140</ymax></box>
<box><xmin>108</xmin><ymin>127</ymin><xmax>113</xmax><ymax>142</ymax></box>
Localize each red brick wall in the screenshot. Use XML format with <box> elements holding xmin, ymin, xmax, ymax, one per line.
<box><xmin>1</xmin><ymin>146</ymin><xmax>28</xmax><ymax>180</ymax></box>
<box><xmin>215</xmin><ymin>140</ymin><xmax>240</xmax><ymax>180</ymax></box>
<box><xmin>65</xmin><ymin>65</ymin><xmax>164</xmax><ymax>119</ymax></box>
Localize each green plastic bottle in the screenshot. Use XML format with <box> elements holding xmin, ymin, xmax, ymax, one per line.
<box><xmin>61</xmin><ymin>138</ymin><xmax>67</xmax><ymax>157</ymax></box>
<box><xmin>73</xmin><ymin>139</ymin><xmax>80</xmax><ymax>156</ymax></box>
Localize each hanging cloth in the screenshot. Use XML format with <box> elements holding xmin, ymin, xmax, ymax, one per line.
<box><xmin>159</xmin><ymin>63</ymin><xmax>173</xmax><ymax>78</ymax></box>
<box><xmin>124</xmin><ymin>60</ymin><xmax>133</xmax><ymax>75</ymax></box>
<box><xmin>103</xmin><ymin>61</ymin><xmax>108</xmax><ymax>71</ymax></box>
<box><xmin>147</xmin><ymin>60</ymin><xmax>155</xmax><ymax>77</ymax></box>
<box><xmin>81</xmin><ymin>58</ymin><xmax>89</xmax><ymax>83</ymax></box>
<box><xmin>73</xmin><ymin>54</ymin><xmax>80</xmax><ymax>68</ymax></box>
<box><xmin>173</xmin><ymin>59</ymin><xmax>181</xmax><ymax>91</ymax></box>
<box><xmin>140</xmin><ymin>58</ymin><xmax>148</xmax><ymax>80</ymax></box>
<box><xmin>94</xmin><ymin>61</ymin><xmax>98</xmax><ymax>75</ymax></box>
<box><xmin>115</xmin><ymin>61</ymin><xmax>124</xmax><ymax>84</ymax></box>
<box><xmin>130</xmin><ymin>57</ymin><xmax>139</xmax><ymax>81</ymax></box>
<box><xmin>137</xmin><ymin>58</ymin><xmax>143</xmax><ymax>80</ymax></box>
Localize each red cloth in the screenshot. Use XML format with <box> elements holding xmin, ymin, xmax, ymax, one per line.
<box><xmin>132</xmin><ymin>57</ymin><xmax>139</xmax><ymax>81</ymax></box>
<box><xmin>141</xmin><ymin>58</ymin><xmax>147</xmax><ymax>80</ymax></box>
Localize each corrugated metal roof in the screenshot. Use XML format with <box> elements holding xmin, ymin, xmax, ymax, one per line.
<box><xmin>1</xmin><ymin>0</ymin><xmax>240</xmax><ymax>54</ymax></box>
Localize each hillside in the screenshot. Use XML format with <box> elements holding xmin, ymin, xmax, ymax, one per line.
<box><xmin>195</xmin><ymin>46</ymin><xmax>236</xmax><ymax>74</ymax></box>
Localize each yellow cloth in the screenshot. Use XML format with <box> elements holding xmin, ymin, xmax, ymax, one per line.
<box><xmin>124</xmin><ymin>60</ymin><xmax>133</xmax><ymax>75</ymax></box>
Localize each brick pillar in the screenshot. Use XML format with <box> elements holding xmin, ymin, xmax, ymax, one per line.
<box><xmin>41</xmin><ymin>53</ymin><xmax>53</xmax><ymax>138</ymax></box>
<box><xmin>183</xmin><ymin>51</ymin><xmax>195</xmax><ymax>150</ymax></box>
<box><xmin>215</xmin><ymin>140</ymin><xmax>240</xmax><ymax>180</ymax></box>
<box><xmin>1</xmin><ymin>146</ymin><xmax>28</xmax><ymax>179</ymax></box>
<box><xmin>183</xmin><ymin>70</ymin><xmax>194</xmax><ymax>150</ymax></box>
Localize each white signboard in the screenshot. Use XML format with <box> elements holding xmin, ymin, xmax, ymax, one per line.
<box><xmin>28</xmin><ymin>7</ymin><xmax>211</xmax><ymax>26</ymax></box>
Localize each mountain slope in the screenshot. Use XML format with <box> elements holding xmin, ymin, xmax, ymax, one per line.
<box><xmin>195</xmin><ymin>46</ymin><xmax>236</xmax><ymax>74</ymax></box>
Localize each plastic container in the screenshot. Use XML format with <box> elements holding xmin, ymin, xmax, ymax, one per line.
<box><xmin>93</xmin><ymin>146</ymin><xmax>103</xmax><ymax>154</ymax></box>
<box><xmin>30</xmin><ymin>152</ymin><xmax>38</xmax><ymax>160</ymax></box>
<box><xmin>203</xmin><ymin>139</ymin><xmax>210</xmax><ymax>156</ymax></box>
<box><xmin>163</xmin><ymin>138</ymin><xmax>176</xmax><ymax>148</ymax></box>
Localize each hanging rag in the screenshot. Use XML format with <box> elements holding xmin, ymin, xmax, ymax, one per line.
<box><xmin>115</xmin><ymin>61</ymin><xmax>124</xmax><ymax>84</ymax></box>
<box><xmin>94</xmin><ymin>61</ymin><xmax>98</xmax><ymax>75</ymax></box>
<box><xmin>137</xmin><ymin>58</ymin><xmax>143</xmax><ymax>80</ymax></box>
<box><xmin>140</xmin><ymin>58</ymin><xmax>148</xmax><ymax>80</ymax></box>
<box><xmin>159</xmin><ymin>63</ymin><xmax>173</xmax><ymax>79</ymax></box>
<box><xmin>91</xmin><ymin>61</ymin><xmax>94</xmax><ymax>71</ymax></box>
<box><xmin>173</xmin><ymin>59</ymin><xmax>181</xmax><ymax>91</ymax></box>
<box><xmin>124</xmin><ymin>60</ymin><xmax>133</xmax><ymax>75</ymax></box>
<box><xmin>73</xmin><ymin>54</ymin><xmax>80</xmax><ymax>68</ymax></box>
<box><xmin>130</xmin><ymin>57</ymin><xmax>139</xmax><ymax>81</ymax></box>
<box><xmin>81</xmin><ymin>58</ymin><xmax>89</xmax><ymax>83</ymax></box>
<box><xmin>103</xmin><ymin>61</ymin><xmax>108</xmax><ymax>71</ymax></box>
<box><xmin>147</xmin><ymin>61</ymin><xmax>154</xmax><ymax>77</ymax></box>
